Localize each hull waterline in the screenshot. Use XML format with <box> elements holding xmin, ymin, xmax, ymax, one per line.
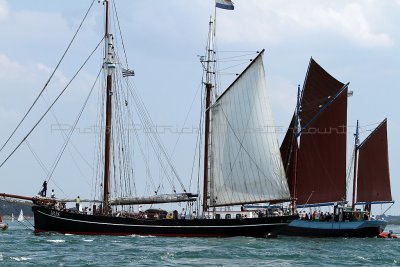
<box><xmin>33</xmin><ymin>206</ymin><xmax>297</xmax><ymax>237</ymax></box>
<box><xmin>279</xmin><ymin>219</ymin><xmax>387</xmax><ymax>237</ymax></box>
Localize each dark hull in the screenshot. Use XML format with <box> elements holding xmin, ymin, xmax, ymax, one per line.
<box><xmin>33</xmin><ymin>206</ymin><xmax>297</xmax><ymax>237</ymax></box>
<box><xmin>280</xmin><ymin>219</ymin><xmax>387</xmax><ymax>238</ymax></box>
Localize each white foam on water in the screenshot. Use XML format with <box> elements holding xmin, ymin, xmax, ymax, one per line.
<box><xmin>83</xmin><ymin>239</ymin><xmax>94</xmax><ymax>242</ymax></box>
<box><xmin>48</xmin><ymin>239</ymin><xmax>65</xmax><ymax>243</ymax></box>
<box><xmin>11</xmin><ymin>257</ymin><xmax>32</xmax><ymax>262</ymax></box>
<box><xmin>0</xmin><ymin>253</ymin><xmax>3</xmax><ymax>261</ymax></box>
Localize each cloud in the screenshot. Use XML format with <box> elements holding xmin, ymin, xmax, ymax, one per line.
<box><xmin>0</xmin><ymin>104</ymin><xmax>19</xmax><ymax>122</ymax></box>
<box><xmin>217</xmin><ymin>1</ymin><xmax>393</xmax><ymax>48</ymax></box>
<box><xmin>0</xmin><ymin>0</ymin><xmax>8</xmax><ymax>21</ymax></box>
<box><xmin>0</xmin><ymin>54</ymin><xmax>25</xmax><ymax>82</ymax></box>
<box><xmin>36</xmin><ymin>63</ymin><xmax>68</xmax><ymax>87</ymax></box>
<box><xmin>306</xmin><ymin>3</ymin><xmax>392</xmax><ymax>47</ymax></box>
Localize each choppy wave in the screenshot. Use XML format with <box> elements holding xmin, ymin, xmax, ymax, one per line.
<box><xmin>0</xmin><ymin>221</ymin><xmax>399</xmax><ymax>266</ymax></box>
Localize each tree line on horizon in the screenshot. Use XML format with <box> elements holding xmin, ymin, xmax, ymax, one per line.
<box><xmin>0</xmin><ymin>199</ymin><xmax>33</xmax><ymax>217</ymax></box>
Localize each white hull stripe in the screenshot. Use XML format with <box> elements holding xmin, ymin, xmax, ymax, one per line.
<box><xmin>37</xmin><ymin>211</ymin><xmax>287</xmax><ymax>228</ymax></box>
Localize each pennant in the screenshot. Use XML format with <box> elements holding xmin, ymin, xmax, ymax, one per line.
<box><xmin>216</xmin><ymin>0</ymin><xmax>234</xmax><ymax>10</ymax></box>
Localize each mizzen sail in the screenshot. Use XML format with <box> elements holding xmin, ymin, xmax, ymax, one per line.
<box><xmin>209</xmin><ymin>51</ymin><xmax>290</xmax><ymax>207</ymax></box>
<box><xmin>356</xmin><ymin>119</ymin><xmax>392</xmax><ymax>203</ymax></box>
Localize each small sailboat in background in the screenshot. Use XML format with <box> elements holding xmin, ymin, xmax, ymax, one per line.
<box><xmin>17</xmin><ymin>209</ymin><xmax>24</xmax><ymax>222</ymax></box>
<box><xmin>11</xmin><ymin>213</ymin><xmax>14</xmax><ymax>222</ymax></box>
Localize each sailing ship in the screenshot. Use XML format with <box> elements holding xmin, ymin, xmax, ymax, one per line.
<box><xmin>0</xmin><ymin>1</ymin><xmax>296</xmax><ymax>237</ymax></box>
<box><xmin>279</xmin><ymin>59</ymin><xmax>393</xmax><ymax>237</ymax></box>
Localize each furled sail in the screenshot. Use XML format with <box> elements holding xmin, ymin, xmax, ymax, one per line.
<box><xmin>356</xmin><ymin>119</ymin><xmax>392</xmax><ymax>203</ymax></box>
<box><xmin>110</xmin><ymin>193</ymin><xmax>198</xmax><ymax>206</ymax></box>
<box><xmin>209</xmin><ymin>51</ymin><xmax>291</xmax><ymax>207</ymax></box>
<box><xmin>296</xmin><ymin>59</ymin><xmax>348</xmax><ymax>205</ymax></box>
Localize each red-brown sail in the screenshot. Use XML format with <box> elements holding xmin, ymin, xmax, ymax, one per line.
<box><xmin>356</xmin><ymin>119</ymin><xmax>392</xmax><ymax>203</ymax></box>
<box><xmin>295</xmin><ymin>59</ymin><xmax>348</xmax><ymax>205</ymax></box>
<box><xmin>300</xmin><ymin>59</ymin><xmax>345</xmax><ymax>125</ymax></box>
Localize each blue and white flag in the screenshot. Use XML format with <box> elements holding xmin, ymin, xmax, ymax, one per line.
<box><xmin>216</xmin><ymin>0</ymin><xmax>234</xmax><ymax>10</ymax></box>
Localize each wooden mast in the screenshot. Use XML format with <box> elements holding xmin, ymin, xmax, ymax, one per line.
<box><xmin>202</xmin><ymin>18</ymin><xmax>214</xmax><ymax>213</ymax></box>
<box><xmin>103</xmin><ymin>0</ymin><xmax>115</xmax><ymax>214</ymax></box>
<box><xmin>291</xmin><ymin>85</ymin><xmax>302</xmax><ymax>212</ymax></box>
<box><xmin>351</xmin><ymin>120</ymin><xmax>359</xmax><ymax>210</ymax></box>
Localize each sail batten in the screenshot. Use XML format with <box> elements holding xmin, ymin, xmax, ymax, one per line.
<box><xmin>209</xmin><ymin>52</ymin><xmax>290</xmax><ymax>207</ymax></box>
<box><xmin>357</xmin><ymin>119</ymin><xmax>392</xmax><ymax>203</ymax></box>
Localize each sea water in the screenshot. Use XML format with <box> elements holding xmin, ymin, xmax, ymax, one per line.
<box><xmin>0</xmin><ymin>220</ymin><xmax>399</xmax><ymax>266</ymax></box>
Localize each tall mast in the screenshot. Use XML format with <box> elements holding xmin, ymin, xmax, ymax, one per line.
<box><xmin>202</xmin><ymin>17</ymin><xmax>215</xmax><ymax>213</ymax></box>
<box><xmin>291</xmin><ymin>85</ymin><xmax>302</xmax><ymax>212</ymax></box>
<box><xmin>351</xmin><ymin>120</ymin><xmax>359</xmax><ymax>210</ymax></box>
<box><xmin>103</xmin><ymin>0</ymin><xmax>115</xmax><ymax>214</ymax></box>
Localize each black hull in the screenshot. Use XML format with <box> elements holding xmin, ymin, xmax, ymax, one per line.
<box><xmin>279</xmin><ymin>219</ymin><xmax>387</xmax><ymax>238</ymax></box>
<box><xmin>33</xmin><ymin>206</ymin><xmax>297</xmax><ymax>237</ymax></box>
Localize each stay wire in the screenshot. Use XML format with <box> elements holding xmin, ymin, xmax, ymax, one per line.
<box><xmin>0</xmin><ymin>0</ymin><xmax>96</xmax><ymax>155</ymax></box>
<box><xmin>45</xmin><ymin>67</ymin><xmax>102</xmax><ymax>184</ymax></box>
<box><xmin>0</xmin><ymin>37</ymin><xmax>104</xmax><ymax>170</ymax></box>
<box><xmin>112</xmin><ymin>0</ymin><xmax>129</xmax><ymax>67</ymax></box>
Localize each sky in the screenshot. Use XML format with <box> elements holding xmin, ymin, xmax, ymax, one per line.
<box><xmin>0</xmin><ymin>0</ymin><xmax>399</xmax><ymax>215</ymax></box>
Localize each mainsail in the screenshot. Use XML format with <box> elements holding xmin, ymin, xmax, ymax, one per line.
<box><xmin>292</xmin><ymin>59</ymin><xmax>348</xmax><ymax>205</ymax></box>
<box><xmin>356</xmin><ymin>119</ymin><xmax>392</xmax><ymax>203</ymax></box>
<box><xmin>209</xmin><ymin>51</ymin><xmax>291</xmax><ymax>207</ymax></box>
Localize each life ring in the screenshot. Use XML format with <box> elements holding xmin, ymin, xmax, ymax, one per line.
<box><xmin>354</xmin><ymin>212</ymin><xmax>360</xmax><ymax>220</ymax></box>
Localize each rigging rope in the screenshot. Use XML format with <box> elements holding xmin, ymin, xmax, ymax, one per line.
<box><xmin>111</xmin><ymin>0</ymin><xmax>129</xmax><ymax>67</ymax></box>
<box><xmin>45</xmin><ymin>68</ymin><xmax>102</xmax><ymax>183</ymax></box>
<box><xmin>0</xmin><ymin>0</ymin><xmax>96</xmax><ymax>155</ymax></box>
<box><xmin>125</xmin><ymin>79</ymin><xmax>187</xmax><ymax>192</ymax></box>
<box><xmin>0</xmin><ymin>37</ymin><xmax>104</xmax><ymax>170</ymax></box>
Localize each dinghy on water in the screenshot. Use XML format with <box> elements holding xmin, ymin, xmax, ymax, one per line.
<box><xmin>378</xmin><ymin>230</ymin><xmax>398</xmax><ymax>239</ymax></box>
<box><xmin>0</xmin><ymin>215</ymin><xmax>8</xmax><ymax>230</ymax></box>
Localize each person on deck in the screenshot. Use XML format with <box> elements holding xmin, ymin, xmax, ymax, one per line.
<box><xmin>41</xmin><ymin>180</ymin><xmax>47</xmax><ymax>197</ymax></box>
<box><xmin>51</xmin><ymin>189</ymin><xmax>55</xmax><ymax>198</ymax></box>
<box><xmin>76</xmin><ymin>196</ymin><xmax>81</xmax><ymax>212</ymax></box>
<box><xmin>181</xmin><ymin>208</ymin><xmax>186</xmax><ymax>219</ymax></box>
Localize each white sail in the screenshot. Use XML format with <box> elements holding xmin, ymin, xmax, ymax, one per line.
<box><xmin>17</xmin><ymin>209</ymin><xmax>24</xmax><ymax>222</ymax></box>
<box><xmin>209</xmin><ymin>52</ymin><xmax>290</xmax><ymax>206</ymax></box>
<box><xmin>11</xmin><ymin>213</ymin><xmax>14</xmax><ymax>222</ymax></box>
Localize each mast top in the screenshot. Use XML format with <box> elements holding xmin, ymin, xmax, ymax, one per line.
<box><xmin>103</xmin><ymin>0</ymin><xmax>116</xmax><ymax>74</ymax></box>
